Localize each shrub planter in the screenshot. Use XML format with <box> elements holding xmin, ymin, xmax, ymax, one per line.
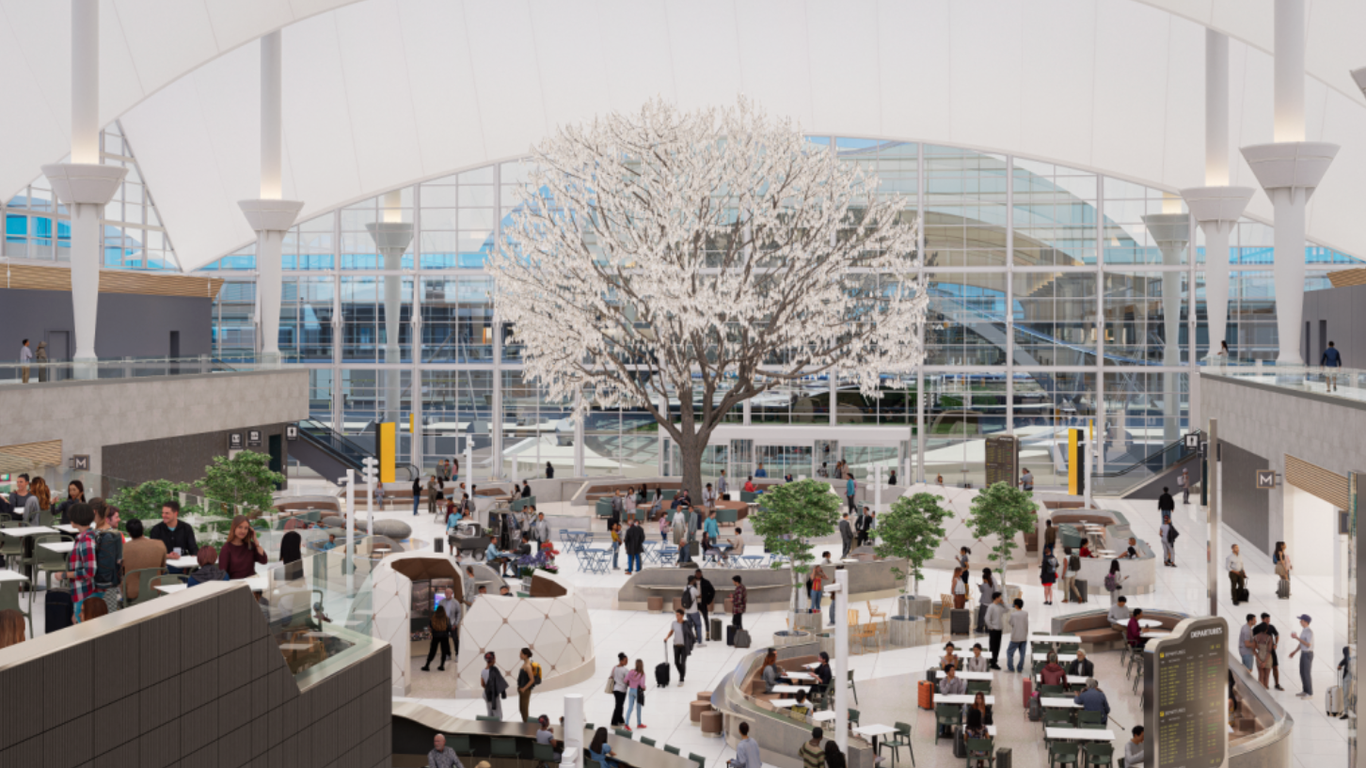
<box><xmin>897</xmin><ymin>595</ymin><xmax>931</xmax><ymax>619</ymax></box>
<box><xmin>772</xmin><ymin>630</ymin><xmax>812</xmax><ymax>649</ymax></box>
<box><xmin>889</xmin><ymin>615</ymin><xmax>926</xmax><ymax>648</ymax></box>
<box><xmin>791</xmin><ymin>612</ymin><xmax>823</xmax><ymax>634</ymax></box>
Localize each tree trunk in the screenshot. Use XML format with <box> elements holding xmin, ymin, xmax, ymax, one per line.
<box><xmin>674</xmin><ymin>430</ymin><xmax>709</xmax><ymax>512</ymax></box>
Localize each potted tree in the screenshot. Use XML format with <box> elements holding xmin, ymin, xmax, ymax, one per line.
<box><xmin>198</xmin><ymin>450</ymin><xmax>286</xmax><ymax>519</ymax></box>
<box><xmin>749</xmin><ymin>479</ymin><xmax>841</xmax><ymax>646</ymax></box>
<box><xmin>876</xmin><ymin>492</ymin><xmax>952</xmax><ymax>647</ymax></box>
<box><xmin>965</xmin><ymin>481</ymin><xmax>1039</xmax><ymax>604</ymax></box>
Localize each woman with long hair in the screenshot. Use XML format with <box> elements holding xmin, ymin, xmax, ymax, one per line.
<box><xmin>1273</xmin><ymin>541</ymin><xmax>1292</xmax><ymax>595</ymax></box>
<box><xmin>57</xmin><ymin>480</ymin><xmax>85</xmax><ymax>524</ymax></box>
<box><xmin>1040</xmin><ymin>544</ymin><xmax>1059</xmax><ymax>605</ymax></box>
<box><xmin>0</xmin><ymin>609</ymin><xmax>25</xmax><ymax>649</ymax></box>
<box><xmin>977</xmin><ymin>567</ymin><xmax>997</xmax><ymax>633</ymax></box>
<box><xmin>422</xmin><ymin>604</ymin><xmax>452</xmax><ymax>672</ymax></box>
<box><xmin>1105</xmin><ymin>559</ymin><xmax>1127</xmax><ymax>606</ymax></box>
<box><xmin>218</xmin><ymin>515</ymin><xmax>268</xmax><ymax>579</ymax></box>
<box><xmin>24</xmin><ymin>477</ymin><xmax>51</xmax><ymax>525</ymax></box>
<box><xmin>588</xmin><ymin>727</ymin><xmax>619</xmax><ymax>767</ymax></box>
<box><xmin>971</xmin><ymin>690</ymin><xmax>993</xmax><ymax>726</ymax></box>
<box><xmin>623</xmin><ymin>658</ymin><xmax>647</xmax><ymax>729</ymax></box>
<box><xmin>952</xmin><ymin>567</ymin><xmax>967</xmax><ymax>610</ymax></box>
<box><xmin>92</xmin><ymin>503</ymin><xmax>124</xmax><ymax>613</ymax></box>
<box><xmin>823</xmin><ymin>739</ymin><xmax>848</xmax><ymax>768</ymax></box>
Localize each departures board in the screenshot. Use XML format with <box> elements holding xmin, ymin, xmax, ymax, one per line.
<box><xmin>1142</xmin><ymin>616</ymin><xmax>1229</xmax><ymax>768</ymax></box>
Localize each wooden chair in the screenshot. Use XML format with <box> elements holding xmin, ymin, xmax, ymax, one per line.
<box><xmin>867</xmin><ymin>600</ymin><xmax>888</xmax><ymax>639</ymax></box>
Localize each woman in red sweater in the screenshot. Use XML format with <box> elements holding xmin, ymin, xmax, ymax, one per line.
<box><xmin>219</xmin><ymin>515</ymin><xmax>268</xmax><ymax>579</ymax></box>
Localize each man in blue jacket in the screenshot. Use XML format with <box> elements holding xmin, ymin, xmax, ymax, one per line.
<box><xmin>1073</xmin><ymin>678</ymin><xmax>1110</xmax><ymax>717</ymax></box>
<box><xmin>1322</xmin><ymin>341</ymin><xmax>1343</xmax><ymax>392</ymax></box>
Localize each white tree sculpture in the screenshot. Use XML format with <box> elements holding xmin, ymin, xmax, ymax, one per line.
<box><xmin>493</xmin><ymin>97</ymin><xmax>927</xmax><ymax>500</ymax></box>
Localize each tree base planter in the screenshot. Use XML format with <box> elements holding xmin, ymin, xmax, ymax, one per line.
<box><xmin>889</xmin><ymin>616</ymin><xmax>926</xmax><ymax>648</ymax></box>
<box><xmin>773</xmin><ymin>630</ymin><xmax>812</xmax><ymax>649</ymax></box>
<box><xmin>791</xmin><ymin>612</ymin><xmax>823</xmax><ymax>634</ymax></box>
<box><xmin>1003</xmin><ymin>584</ymin><xmax>1022</xmax><ymax>604</ymax></box>
<box><xmin>898</xmin><ymin>595</ymin><xmax>931</xmax><ymax>619</ymax></box>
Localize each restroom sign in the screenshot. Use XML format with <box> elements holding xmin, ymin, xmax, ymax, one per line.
<box><xmin>1255</xmin><ymin>469</ymin><xmax>1277</xmax><ymax>490</ymax></box>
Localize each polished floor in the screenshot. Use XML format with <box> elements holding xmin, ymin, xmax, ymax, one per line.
<box><xmin>379</xmin><ymin>490</ymin><xmax>1350</xmax><ymax>768</ymax></box>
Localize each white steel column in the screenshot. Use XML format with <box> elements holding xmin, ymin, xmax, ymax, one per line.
<box><xmin>240</xmin><ymin>31</ymin><xmax>303</xmax><ymax>364</ymax></box>
<box><xmin>1184</xmin><ymin>31</ymin><xmax>1253</xmax><ymax>364</ymax></box>
<box><xmin>43</xmin><ymin>0</ymin><xmax>127</xmax><ymax>373</ymax></box>
<box><xmin>1241</xmin><ymin>0</ymin><xmax>1337</xmax><ymax>364</ymax></box>
<box><xmin>1142</xmin><ymin>209</ymin><xmax>1189</xmax><ymax>445</ymax></box>
<box><xmin>832</xmin><ymin>569</ymin><xmax>850</xmax><ymax>754</ymax></box>
<box><xmin>560</xmin><ymin>694</ymin><xmax>584</xmax><ymax>768</ymax></box>
<box><xmin>369</xmin><ymin>189</ymin><xmax>414</xmax><ymax>425</ymax></box>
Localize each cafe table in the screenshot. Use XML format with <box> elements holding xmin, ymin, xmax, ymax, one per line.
<box><xmin>1041</xmin><ymin>697</ymin><xmax>1082</xmax><ymax>709</ymax></box>
<box><xmin>853</xmin><ymin>724</ymin><xmax>898</xmax><ymax>753</ymax></box>
<box><xmin>1045</xmin><ymin>727</ymin><xmax>1115</xmax><ymax>741</ymax></box>
<box><xmin>936</xmin><ymin>670</ymin><xmax>993</xmax><ymax>681</ymax></box>
<box><xmin>39</xmin><ymin>541</ymin><xmax>74</xmax><ymax>554</ymax></box>
<box><xmin>1032</xmin><ymin>653</ymin><xmax>1077</xmax><ymax>663</ymax></box>
<box><xmin>771</xmin><ymin>684</ymin><xmax>812</xmax><ymax>694</ymax></box>
<box><xmin>155</xmin><ymin>583</ymin><xmax>190</xmax><ymax>595</ymax></box>
<box><xmin>934</xmin><ymin>694</ymin><xmax>995</xmax><ymax>706</ymax></box>
<box><xmin>167</xmin><ymin>556</ymin><xmax>201</xmax><ymax>570</ymax></box>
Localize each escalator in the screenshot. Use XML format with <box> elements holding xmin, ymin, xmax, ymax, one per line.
<box><xmin>291</xmin><ymin>418</ymin><xmax>419</xmax><ymax>482</ymax></box>
<box><xmin>1092</xmin><ymin>435</ymin><xmax>1200</xmax><ymax>499</ymax></box>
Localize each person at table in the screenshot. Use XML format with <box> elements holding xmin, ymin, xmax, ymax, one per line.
<box><xmin>56</xmin><ymin>480</ymin><xmax>86</xmax><ymax>524</ymax></box>
<box><xmin>1078</xmin><ymin>538</ymin><xmax>1093</xmax><ymax>558</ymax></box>
<box><xmin>498</xmin><ymin>585</ymin><xmax>513</xmax><ymax>596</ymax></box>
<box><xmin>149</xmin><ymin>501</ymin><xmax>198</xmax><ymax>565</ymax></box>
<box><xmin>939</xmin><ymin>664</ymin><xmax>967</xmax><ymax>695</ymax></box>
<box><xmin>965</xmin><ymin>643</ymin><xmax>990</xmax><ymax>673</ymax></box>
<box><xmin>1073</xmin><ymin>678</ymin><xmax>1110</xmax><ymax>717</ymax></box>
<box><xmin>789</xmin><ymin>688</ymin><xmax>812</xmax><ymax>718</ymax></box>
<box><xmin>798</xmin><ymin>726</ymin><xmax>825</xmax><ymax>768</ymax></box>
<box><xmin>445</xmin><ymin>509</ymin><xmax>463</xmax><ymax>550</ymax></box>
<box><xmin>61</xmin><ymin>502</ymin><xmax>97</xmax><ymax>606</ymax></box>
<box><xmin>427</xmin><ymin>733</ymin><xmax>465</xmax><ymax>768</ymax></box>
<box><xmin>728</xmin><ymin>721</ymin><xmax>762</xmax><ymax>768</ymax></box>
<box><xmin>761</xmin><ymin>650</ymin><xmax>797</xmax><ymax>692</ymax></box>
<box><xmin>4</xmin><ymin>473</ymin><xmax>31</xmax><ymax>518</ymax></box>
<box><xmin>22</xmin><ymin>477</ymin><xmax>52</xmax><ymax>526</ymax></box>
<box><xmin>965</xmin><ymin>708</ymin><xmax>990</xmax><ymax>767</ymax></box>
<box><xmin>535</xmin><ymin>714</ymin><xmax>563</xmax><ymax>756</ymax></box>
<box><xmin>811</xmin><ymin>651</ymin><xmax>833</xmax><ymax>693</ymax></box>
<box><xmin>970</xmin><ymin>691</ymin><xmax>993</xmax><ymax>726</ymax></box>
<box><xmin>589</xmin><ymin>727</ymin><xmax>621</xmax><ymax>767</ymax></box>
<box><xmin>1120</xmin><ymin>536</ymin><xmax>1140</xmax><ymax>559</ymax></box>
<box><xmin>90</xmin><ymin>502</ymin><xmax>123</xmax><ymax>611</ymax></box>
<box><xmin>1107</xmin><ymin>595</ymin><xmax>1131</xmax><ymax>625</ymax></box>
<box><xmin>1066</xmin><ymin>648</ymin><xmax>1095</xmax><ymax>680</ymax></box>
<box><xmin>1127</xmin><ymin>608</ymin><xmax>1149</xmax><ymax>651</ymax></box>
<box><xmin>1040</xmin><ymin>652</ymin><xmax>1067</xmax><ymax>687</ymax></box>
<box><xmin>185</xmin><ymin>546</ymin><xmax>228</xmax><ymax>587</ymax></box>
<box><xmin>939</xmin><ymin>642</ymin><xmax>958</xmax><ymax>670</ymax></box>
<box><xmin>485</xmin><ymin>540</ymin><xmax>515</xmax><ymax>577</ymax></box>
<box><xmin>218</xmin><ymin>515</ymin><xmax>268</xmax><ymax>579</ymax></box>
<box><xmin>121</xmin><ymin>519</ymin><xmax>167</xmax><ymax>602</ymax></box>
<box><xmin>744</xmin><ymin>476</ymin><xmax>757</xmax><ymax>494</ymax></box>
<box><xmin>1125</xmin><ymin>725</ymin><xmax>1145</xmax><ymax>767</ymax></box>
<box><xmin>725</xmin><ymin>527</ymin><xmax>746</xmax><ymax>563</ymax></box>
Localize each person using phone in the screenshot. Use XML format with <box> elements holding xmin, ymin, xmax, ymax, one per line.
<box><xmin>218</xmin><ymin>515</ymin><xmax>268</xmax><ymax>579</ymax></box>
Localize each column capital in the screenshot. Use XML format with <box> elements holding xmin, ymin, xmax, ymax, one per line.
<box><xmin>239</xmin><ymin>198</ymin><xmax>305</xmax><ymax>233</ymax></box>
<box><xmin>41</xmin><ymin>163</ymin><xmax>127</xmax><ymax>206</ymax></box>
<box><xmin>1141</xmin><ymin>213</ymin><xmax>1190</xmax><ymax>249</ymax></box>
<box><xmin>365</xmin><ymin>221</ymin><xmax>415</xmax><ymax>256</ymax></box>
<box><xmin>1239</xmin><ymin>141</ymin><xmax>1338</xmax><ymax>198</ymax></box>
<box><xmin>1352</xmin><ymin>66</ymin><xmax>1366</xmax><ymax>98</ymax></box>
<box><xmin>1179</xmin><ymin>186</ymin><xmax>1255</xmax><ymax>225</ymax></box>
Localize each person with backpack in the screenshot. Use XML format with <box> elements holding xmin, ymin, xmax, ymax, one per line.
<box><xmin>683</xmin><ymin>575</ymin><xmax>705</xmax><ymax>647</ymax></box>
<box><xmin>92</xmin><ymin>503</ymin><xmax>124</xmax><ymax>613</ymax></box>
<box><xmin>664</xmin><ymin>610</ymin><xmax>694</xmax><ymax>686</ymax></box>
<box><xmin>1039</xmin><ymin>545</ymin><xmax>1059</xmax><ymax>605</ymax></box>
<box><xmin>1061</xmin><ymin>546</ymin><xmax>1082</xmax><ymax>603</ymax></box>
<box><xmin>623</xmin><ymin>658</ymin><xmax>647</xmax><ymax>730</ymax></box>
<box><xmin>1159</xmin><ymin>516</ymin><xmax>1177</xmax><ymax>567</ymax></box>
<box><xmin>422</xmin><ymin>605</ymin><xmax>452</xmax><ymax>672</ymax></box>
<box><xmin>695</xmin><ymin>568</ymin><xmax>715</xmax><ymax>632</ymax></box>
<box><xmin>517</xmin><ymin>648</ymin><xmax>538</xmax><ymax>723</ymax></box>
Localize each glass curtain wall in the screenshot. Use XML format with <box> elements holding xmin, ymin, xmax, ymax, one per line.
<box><xmin>197</xmin><ymin>140</ymin><xmax>1361</xmax><ymax>485</ymax></box>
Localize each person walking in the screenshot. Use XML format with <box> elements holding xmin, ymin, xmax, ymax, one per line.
<box><xmin>839</xmin><ymin>513</ymin><xmax>853</xmax><ymax>558</ymax></box>
<box><xmin>1227</xmin><ymin>544</ymin><xmax>1248</xmax><ymax>604</ymax></box>
<box><xmin>985</xmin><ymin>592</ymin><xmax>1006</xmax><ymax>670</ymax></box>
<box><xmin>1159</xmin><ymin>516</ymin><xmax>1175</xmax><ymax>567</ymax></box>
<box><xmin>728</xmin><ymin>722</ymin><xmax>762</xmax><ymax>768</ymax></box>
<box><xmin>1178</xmin><ymin>467</ymin><xmax>1191</xmax><ymax>505</ymax></box>
<box><xmin>608</xmin><ymin>653</ymin><xmax>630</xmax><ymax>726</ymax></box>
<box><xmin>623</xmin><ymin>658</ymin><xmax>647</xmax><ymax>730</ymax></box>
<box><xmin>480</xmin><ymin>652</ymin><xmax>507</xmax><ymax>719</ymax></box>
<box><xmin>1105</xmin><ymin>560</ymin><xmax>1128</xmax><ymax>606</ymax></box>
<box><xmin>1157</xmin><ymin>486</ymin><xmax>1175</xmax><ymax>519</ymax></box>
<box><xmin>1040</xmin><ymin>545</ymin><xmax>1058</xmax><ymax>605</ymax></box>
<box><xmin>1253</xmin><ymin>613</ymin><xmax>1284</xmax><ymax>691</ymax></box>
<box><xmin>1273</xmin><ymin>541</ymin><xmax>1292</xmax><ymax>597</ymax></box>
<box><xmin>516</xmin><ymin>648</ymin><xmax>536</xmax><ymax>723</ymax></box>
<box><xmin>1288</xmin><ymin>615</ymin><xmax>1315</xmax><ymax>698</ymax></box>
<box><xmin>18</xmin><ymin>339</ymin><xmax>32</xmax><ymax>384</ymax></box>
<box><xmin>1006</xmin><ymin>598</ymin><xmax>1029</xmax><ymax>673</ymax></box>
<box><xmin>624</xmin><ymin>519</ymin><xmax>645</xmax><ymax>575</ymax></box>
<box><xmin>845</xmin><ymin>473</ymin><xmax>856</xmax><ymax>515</ymax></box>
<box><xmin>1322</xmin><ymin>340</ymin><xmax>1343</xmax><ymax>391</ymax></box>
<box><xmin>1125</xmin><ymin>726</ymin><xmax>1146</xmax><ymax>768</ymax></box>
<box><xmin>683</xmin><ymin>576</ymin><xmax>705</xmax><ymax>647</ymax></box>
<box><xmin>664</xmin><ymin>609</ymin><xmax>693</xmax><ymax>686</ymax></box>
<box><xmin>731</xmin><ymin>575</ymin><xmax>747</xmax><ymax>632</ymax></box>
<box><xmin>1061</xmin><ymin>546</ymin><xmax>1081</xmax><ymax>603</ymax></box>
<box><xmin>411</xmin><ymin>476</ymin><xmax>423</xmax><ymax>516</ymax></box>
<box><xmin>422</xmin><ymin>605</ymin><xmax>452</xmax><ymax>672</ymax></box>
<box><xmin>1043</xmin><ymin>520</ymin><xmax>1057</xmax><ymax>552</ymax></box>
<box><xmin>976</xmin><ymin>568</ymin><xmax>997</xmax><ymax>633</ymax></box>
<box><xmin>951</xmin><ymin>567</ymin><xmax>967</xmax><ymax>610</ymax></box>
<box><xmin>799</xmin><ymin>727</ymin><xmax>826</xmax><ymax>768</ymax></box>
<box><xmin>1239</xmin><ymin>614</ymin><xmax>1257</xmax><ymax>673</ymax></box>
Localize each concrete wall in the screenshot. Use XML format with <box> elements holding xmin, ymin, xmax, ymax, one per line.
<box><xmin>0</xmin><ymin>581</ymin><xmax>392</xmax><ymax>768</ymax></box>
<box><xmin>0</xmin><ymin>288</ymin><xmax>212</xmax><ymax>361</ymax></box>
<box><xmin>0</xmin><ymin>369</ymin><xmax>309</xmax><ymax>480</ymax></box>
<box><xmin>1218</xmin><ymin>440</ymin><xmax>1272</xmax><ymax>553</ymax></box>
<box><xmin>102</xmin><ymin>422</ymin><xmax>292</xmax><ymax>493</ymax></box>
<box><xmin>1201</xmin><ymin>374</ymin><xmax>1366</xmax><ymax>556</ymax></box>
<box><xmin>1302</xmin><ymin>284</ymin><xmax>1366</xmax><ymax>367</ymax></box>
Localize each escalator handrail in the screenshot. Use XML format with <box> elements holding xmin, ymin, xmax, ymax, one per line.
<box><xmin>296</xmin><ymin>419</ymin><xmax>371</xmax><ymax>469</ymax></box>
<box><xmin>1093</xmin><ymin>437</ymin><xmax>1195</xmax><ymax>479</ymax></box>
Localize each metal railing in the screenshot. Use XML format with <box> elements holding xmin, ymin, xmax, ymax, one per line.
<box><xmin>0</xmin><ymin>354</ymin><xmax>287</xmax><ymax>386</ymax></box>
<box><xmin>1204</xmin><ymin>361</ymin><xmax>1366</xmax><ymax>403</ymax></box>
<box><xmin>1092</xmin><ymin>436</ymin><xmax>1197</xmax><ymax>496</ymax></box>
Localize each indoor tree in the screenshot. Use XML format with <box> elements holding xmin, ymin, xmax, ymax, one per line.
<box><xmin>875</xmin><ymin>491</ymin><xmax>952</xmax><ymax>597</ymax></box>
<box><xmin>965</xmin><ymin>481</ymin><xmax>1039</xmax><ymax>586</ymax></box>
<box><xmin>108</xmin><ymin>479</ymin><xmax>195</xmax><ymax>520</ymax></box>
<box><xmin>748</xmin><ymin>479</ymin><xmax>842</xmax><ymax>623</ymax></box>
<box><xmin>197</xmin><ymin>450</ymin><xmax>285</xmax><ymax>518</ymax></box>
<box><xmin>491</xmin><ymin>97</ymin><xmax>927</xmax><ymax>502</ymax></box>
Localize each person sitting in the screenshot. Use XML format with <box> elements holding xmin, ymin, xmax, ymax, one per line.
<box><xmin>587</xmin><ymin>727</ymin><xmax>619</xmax><ymax>768</ymax></box>
<box><xmin>499</xmin><ymin>585</ymin><xmax>512</xmax><ymax>596</ymax></box>
<box><xmin>964</xmin><ymin>707</ymin><xmax>990</xmax><ymax>767</ymax></box>
<box><xmin>1040</xmin><ymin>652</ymin><xmax>1067</xmax><ymax>687</ymax></box>
<box><xmin>743</xmin><ymin>477</ymin><xmax>756</xmax><ymax>494</ymax></box>
<box><xmin>964</xmin><ymin>643</ymin><xmax>991</xmax><ymax>673</ymax></box>
<box><xmin>812</xmin><ymin>651</ymin><xmax>833</xmax><ymax>693</ymax></box>
<box><xmin>969</xmin><ymin>691</ymin><xmax>993</xmax><ymax>726</ymax></box>
<box><xmin>1107</xmin><ymin>595</ymin><xmax>1131</xmax><ymax>625</ymax></box>
<box><xmin>788</xmin><ymin>689</ymin><xmax>811</xmax><ymax>718</ymax></box>
<box><xmin>1079</xmin><ymin>538</ymin><xmax>1093</xmax><ymax>558</ymax></box>
<box><xmin>1127</xmin><ymin>608</ymin><xmax>1148</xmax><ymax>650</ymax></box>
<box><xmin>939</xmin><ymin>643</ymin><xmax>958</xmax><ymax>670</ymax></box>
<box><xmin>186</xmin><ymin>546</ymin><xmax>228</xmax><ymax>586</ymax></box>
<box><xmin>535</xmin><ymin>715</ymin><xmax>563</xmax><ymax>760</ymax></box>
<box><xmin>1066</xmin><ymin>649</ymin><xmax>1095</xmax><ymax>680</ymax></box>
<box><xmin>485</xmin><ymin>541</ymin><xmax>514</xmax><ymax>577</ymax></box>
<box><xmin>427</xmin><ymin>734</ymin><xmax>463</xmax><ymax>768</ymax></box>
<box><xmin>761</xmin><ymin>651</ymin><xmax>796</xmax><ymax>692</ymax></box>
<box><xmin>1072</xmin><ymin>678</ymin><xmax>1110</xmax><ymax>717</ymax></box>
<box><xmin>1125</xmin><ymin>725</ymin><xmax>1145</xmax><ymax>767</ymax></box>
<box><xmin>938</xmin><ymin>664</ymin><xmax>967</xmax><ymax>696</ymax></box>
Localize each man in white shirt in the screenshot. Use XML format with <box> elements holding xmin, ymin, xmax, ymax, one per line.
<box><xmin>1107</xmin><ymin>596</ymin><xmax>1131</xmax><ymax>626</ymax></box>
<box><xmin>1288</xmin><ymin>614</ymin><xmax>1315</xmax><ymax>698</ymax></box>
<box><xmin>701</xmin><ymin>483</ymin><xmax>718</xmax><ymax>509</ymax></box>
<box><xmin>684</xmin><ymin>576</ymin><xmax>705</xmax><ymax>647</ymax></box>
<box><xmin>18</xmin><ymin>339</ymin><xmax>32</xmax><ymax>384</ymax></box>
<box><xmin>1238</xmin><ymin>614</ymin><xmax>1256</xmax><ymax>672</ymax></box>
<box><xmin>1226</xmin><ymin>544</ymin><xmax>1247</xmax><ymax>604</ymax></box>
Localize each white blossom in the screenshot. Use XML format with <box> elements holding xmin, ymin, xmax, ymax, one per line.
<box><xmin>492</xmin><ymin>97</ymin><xmax>926</xmax><ymax>485</ymax></box>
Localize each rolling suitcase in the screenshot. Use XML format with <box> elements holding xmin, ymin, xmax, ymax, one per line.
<box><xmin>953</xmin><ymin>729</ymin><xmax>968</xmax><ymax>758</ymax></box>
<box><xmin>46</xmin><ymin>589</ymin><xmax>74</xmax><ymax>633</ymax></box>
<box><xmin>925</xmin><ymin>669</ymin><xmax>938</xmax><ymax>683</ymax></box>
<box><xmin>1277</xmin><ymin>579</ymin><xmax>1291</xmax><ymax>599</ymax></box>
<box><xmin>996</xmin><ymin>747</ymin><xmax>1012</xmax><ymax>768</ymax></box>
<box><xmin>710</xmin><ymin>618</ymin><xmax>722</xmax><ymax>642</ymax></box>
<box><xmin>1327</xmin><ymin>686</ymin><xmax>1345</xmax><ymax>716</ymax></box>
<box><xmin>656</xmin><ymin>642</ymin><xmax>671</xmax><ymax>687</ymax></box>
<box><xmin>1021</xmin><ymin>678</ymin><xmax>1032</xmax><ymax>707</ymax></box>
<box><xmin>1073</xmin><ymin>579</ymin><xmax>1088</xmax><ymax>603</ymax></box>
<box><xmin>1235</xmin><ymin>586</ymin><xmax>1250</xmax><ymax>604</ymax></box>
<box><xmin>733</xmin><ymin>629</ymin><xmax>751</xmax><ymax>648</ymax></box>
<box><xmin>918</xmin><ymin>680</ymin><xmax>935</xmax><ymax>710</ymax></box>
<box><xmin>950</xmin><ymin>608</ymin><xmax>971</xmax><ymax>635</ymax></box>
<box><xmin>726</xmin><ymin>625</ymin><xmax>737</xmax><ymax>646</ymax></box>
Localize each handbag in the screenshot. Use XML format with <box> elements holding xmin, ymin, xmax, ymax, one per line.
<box><xmin>637</xmin><ymin>688</ymin><xmax>645</xmax><ymax>706</ymax></box>
<box><xmin>605</xmin><ymin>672</ymin><xmax>616</xmax><ymax>694</ymax></box>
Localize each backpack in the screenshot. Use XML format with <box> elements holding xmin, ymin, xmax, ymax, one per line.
<box><xmin>531</xmin><ymin>661</ymin><xmax>543</xmax><ymax>686</ymax></box>
<box><xmin>1068</xmin><ymin>554</ymin><xmax>1081</xmax><ymax>572</ymax></box>
<box><xmin>1027</xmin><ymin>693</ymin><xmax>1043</xmax><ymax>721</ymax></box>
<box><xmin>1167</xmin><ymin>524</ymin><xmax>1179</xmax><ymax>544</ymax></box>
<box><xmin>1104</xmin><ymin>573</ymin><xmax>1117</xmax><ymax>592</ymax></box>
<box><xmin>681</xmin><ymin>587</ymin><xmax>694</xmax><ymax>610</ymax></box>
<box><xmin>93</xmin><ymin>530</ymin><xmax>121</xmax><ymax>587</ymax></box>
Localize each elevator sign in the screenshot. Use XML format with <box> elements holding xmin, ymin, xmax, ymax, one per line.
<box><xmin>1143</xmin><ymin>616</ymin><xmax>1229</xmax><ymax>768</ymax></box>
